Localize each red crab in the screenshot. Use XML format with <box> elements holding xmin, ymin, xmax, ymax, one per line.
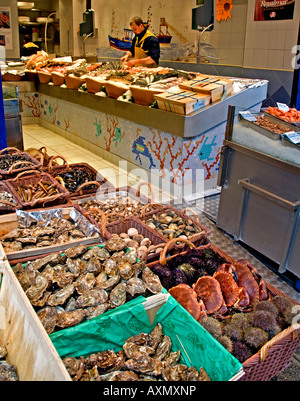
<box><xmin>169</xmin><ymin>283</ymin><xmax>205</xmax><ymax>321</ymax></box>
<box><xmin>192</xmin><ymin>276</ymin><xmax>225</xmax><ymax>314</ymax></box>
<box><xmin>237</xmin><ymin>259</ymin><xmax>269</xmax><ymax>302</ymax></box>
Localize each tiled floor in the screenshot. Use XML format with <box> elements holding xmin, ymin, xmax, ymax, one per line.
<box><xmin>22</xmin><ymin>123</ymin><xmax>300</xmax><ymax>380</ymax></box>
<box><xmin>23</xmin><ymin>124</ymin><xmax>174</xmax><ymax>204</ymax></box>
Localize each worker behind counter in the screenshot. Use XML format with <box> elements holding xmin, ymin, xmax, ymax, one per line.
<box><xmin>21</xmin><ymin>35</ymin><xmax>40</xmax><ymax>58</ymax></box>
<box><xmin>121</xmin><ymin>17</ymin><xmax>160</xmax><ymax>68</ymax></box>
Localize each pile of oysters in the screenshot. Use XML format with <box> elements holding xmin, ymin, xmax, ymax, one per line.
<box><xmin>63</xmin><ymin>323</ymin><xmax>211</xmax><ymax>381</ymax></box>
<box><xmin>13</xmin><ymin>241</ymin><xmax>163</xmax><ymax>334</ymax></box>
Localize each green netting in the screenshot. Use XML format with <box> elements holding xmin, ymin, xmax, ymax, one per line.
<box><xmin>50</xmin><ymin>295</ymin><xmax>243</xmax><ymax>381</ymax></box>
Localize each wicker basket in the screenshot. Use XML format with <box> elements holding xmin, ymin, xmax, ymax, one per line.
<box><xmin>140</xmin><ymin>205</ymin><xmax>211</xmax><ymax>251</ymax></box>
<box><xmin>240</xmin><ymin>283</ymin><xmax>300</xmax><ymax>381</ymax></box>
<box><xmin>46</xmin><ymin>156</ymin><xmax>115</xmax><ymax>199</ymax></box>
<box><xmin>0</xmin><ymin>147</ymin><xmax>42</xmax><ymax>178</ymax></box>
<box><xmin>5</xmin><ymin>170</ymin><xmax>70</xmax><ymax>209</ymax></box>
<box><xmin>100</xmin><ymin>215</ymin><xmax>168</xmax><ymax>262</ymax></box>
<box><xmin>147</xmin><ymin>238</ymin><xmax>300</xmax><ymax>382</ymax></box>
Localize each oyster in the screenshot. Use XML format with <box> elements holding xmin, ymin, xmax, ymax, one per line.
<box><xmin>75</xmin><ymin>273</ymin><xmax>96</xmax><ymax>295</ymax></box>
<box><xmin>96</xmin><ymin>350</ymin><xmax>117</xmax><ymax>370</ymax></box>
<box><xmin>63</xmin><ymin>356</ymin><xmax>82</xmax><ymax>377</ymax></box>
<box><xmin>0</xmin><ymin>341</ymin><xmax>7</xmax><ymax>359</ymax></box>
<box><xmin>161</xmin><ymin>364</ymin><xmax>188</xmax><ymax>381</ymax></box>
<box><xmin>126</xmin><ymin>333</ymin><xmax>154</xmax><ymax>347</ymax></box>
<box><xmin>76</xmin><ymin>288</ymin><xmax>108</xmax><ymax>308</ymax></box>
<box><xmin>52</xmin><ymin>265</ymin><xmax>77</xmax><ymax>287</ymax></box>
<box><xmin>84</xmin><ymin>256</ymin><xmax>103</xmax><ymax>275</ymax></box>
<box><xmin>123</xmin><ymin>355</ymin><xmax>163</xmax><ymax>375</ymax></box>
<box><xmin>142</xmin><ymin>266</ymin><xmax>163</xmax><ymax>294</ymax></box>
<box><xmin>28</xmin><ymin>253</ymin><xmax>63</xmax><ymax>271</ymax></box>
<box><xmin>47</xmin><ymin>283</ymin><xmax>75</xmax><ymax>306</ymax></box>
<box><xmin>105</xmin><ymin>237</ymin><xmax>127</xmax><ymax>252</ymax></box>
<box><xmin>84</xmin><ymin>302</ymin><xmax>110</xmax><ymax>320</ymax></box>
<box><xmin>95</xmin><ymin>272</ymin><xmax>120</xmax><ymax>290</ymax></box>
<box><xmin>100</xmin><ymin>371</ymin><xmax>139</xmax><ymax>381</ymax></box>
<box><xmin>66</xmin><ymin>257</ymin><xmax>86</xmax><ymax>275</ymax></box>
<box><xmin>110</xmin><ymin>282</ymin><xmax>127</xmax><ymax>308</ymax></box>
<box><xmin>0</xmin><ymin>361</ymin><xmax>19</xmax><ymax>381</ymax></box>
<box><xmin>103</xmin><ymin>259</ymin><xmax>118</xmax><ymax>276</ymax></box>
<box><xmin>82</xmin><ymin>247</ymin><xmax>110</xmax><ymax>260</ymax></box>
<box><xmin>64</xmin><ymin>244</ymin><xmax>89</xmax><ymax>259</ymax></box>
<box><xmin>117</xmin><ymin>259</ymin><xmax>133</xmax><ymax>280</ymax></box>
<box><xmin>81</xmin><ymin>365</ymin><xmax>101</xmax><ymax>381</ymax></box>
<box><xmin>37</xmin><ymin>306</ymin><xmax>58</xmax><ymax>334</ymax></box>
<box><xmin>150</xmin><ymin>323</ymin><xmax>163</xmax><ymax>350</ymax></box>
<box><xmin>126</xmin><ymin>277</ymin><xmax>146</xmax><ymax>297</ymax></box>
<box><xmin>56</xmin><ymin>309</ymin><xmax>86</xmax><ymax>328</ymax></box>
<box><xmin>163</xmin><ymin>351</ymin><xmax>181</xmax><ymax>367</ymax></box>
<box><xmin>25</xmin><ymin>273</ymin><xmax>48</xmax><ymax>302</ymax></box>
<box><xmin>153</xmin><ymin>335</ymin><xmax>172</xmax><ymax>361</ymax></box>
<box><xmin>123</xmin><ymin>342</ymin><xmax>155</xmax><ymax>359</ymax></box>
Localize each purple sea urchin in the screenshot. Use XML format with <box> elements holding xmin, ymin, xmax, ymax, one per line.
<box><xmin>232</xmin><ymin>341</ymin><xmax>252</xmax><ymax>363</ymax></box>
<box><xmin>253</xmin><ymin>300</ymin><xmax>278</xmax><ymax>317</ymax></box>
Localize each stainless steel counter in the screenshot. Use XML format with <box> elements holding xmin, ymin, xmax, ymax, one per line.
<box><xmin>37</xmin><ymin>81</ymin><xmax>268</xmax><ymax>139</ymax></box>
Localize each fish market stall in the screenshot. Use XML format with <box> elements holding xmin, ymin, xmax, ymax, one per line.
<box><xmin>16</xmin><ymin>56</ymin><xmax>268</xmax><ymax>198</ymax></box>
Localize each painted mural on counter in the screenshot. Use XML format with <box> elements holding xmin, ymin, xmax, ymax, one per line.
<box><xmin>20</xmin><ymin>92</ymin><xmax>222</xmax><ymax>186</ymax></box>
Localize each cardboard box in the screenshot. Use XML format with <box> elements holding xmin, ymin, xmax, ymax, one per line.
<box><xmin>154</xmin><ymin>89</ymin><xmax>210</xmax><ymax>115</ymax></box>
<box><xmin>179</xmin><ymin>75</ymin><xmax>233</xmax><ymax>103</ymax></box>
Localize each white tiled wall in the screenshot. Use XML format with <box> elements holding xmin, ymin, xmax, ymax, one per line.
<box><xmin>244</xmin><ymin>0</ymin><xmax>300</xmax><ymax>70</ymax></box>
<box><xmin>66</xmin><ymin>0</ymin><xmax>299</xmax><ymax>69</ymax></box>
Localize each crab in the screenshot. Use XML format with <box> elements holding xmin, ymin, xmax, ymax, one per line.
<box><xmin>192</xmin><ymin>276</ymin><xmax>225</xmax><ymax>314</ymax></box>
<box><xmin>237</xmin><ymin>259</ymin><xmax>269</xmax><ymax>302</ymax></box>
<box><xmin>169</xmin><ymin>283</ymin><xmax>205</xmax><ymax>321</ymax></box>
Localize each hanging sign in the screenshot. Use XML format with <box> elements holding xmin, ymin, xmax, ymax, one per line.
<box><xmin>216</xmin><ymin>0</ymin><xmax>234</xmax><ymax>22</ymax></box>
<box><xmin>254</xmin><ymin>0</ymin><xmax>295</xmax><ymax>21</ymax></box>
<box><xmin>0</xmin><ymin>7</ymin><xmax>12</xmax><ymax>50</ymax></box>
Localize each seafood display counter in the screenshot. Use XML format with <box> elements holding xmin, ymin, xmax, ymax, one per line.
<box><xmin>217</xmin><ymin>107</ymin><xmax>300</xmax><ymax>282</ymax></box>
<box><xmin>19</xmin><ymin>74</ymin><xmax>267</xmax><ymax>196</ymax></box>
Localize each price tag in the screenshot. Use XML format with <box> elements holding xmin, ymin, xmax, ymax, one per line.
<box><xmin>283</xmin><ymin>131</ymin><xmax>300</xmax><ymax>144</ymax></box>
<box><xmin>239</xmin><ymin>111</ymin><xmax>257</xmax><ymax>122</ymax></box>
<box><xmin>277</xmin><ymin>102</ymin><xmax>289</xmax><ymax>112</ymax></box>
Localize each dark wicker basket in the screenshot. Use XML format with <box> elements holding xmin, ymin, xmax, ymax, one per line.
<box><xmin>140</xmin><ymin>205</ymin><xmax>211</xmax><ymax>251</ymax></box>
<box><xmin>0</xmin><ymin>147</ymin><xmax>42</xmax><ymax>178</ymax></box>
<box><xmin>46</xmin><ymin>156</ymin><xmax>115</xmax><ymax>199</ymax></box>
<box><xmin>5</xmin><ymin>170</ymin><xmax>70</xmax><ymax>209</ymax></box>
<box><xmin>101</xmin><ymin>215</ymin><xmax>168</xmax><ymax>262</ymax></box>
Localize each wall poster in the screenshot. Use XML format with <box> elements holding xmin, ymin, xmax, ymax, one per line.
<box><xmin>0</xmin><ymin>7</ymin><xmax>12</xmax><ymax>49</ymax></box>
<box><xmin>254</xmin><ymin>0</ymin><xmax>295</xmax><ymax>21</ymax></box>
